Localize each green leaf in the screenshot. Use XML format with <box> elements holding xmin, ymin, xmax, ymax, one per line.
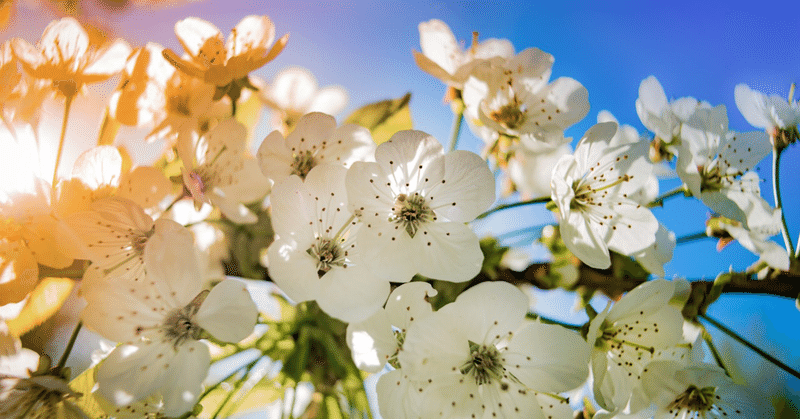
<box><xmin>68</xmin><ymin>364</ymin><xmax>106</xmax><ymax>418</ymax></box>
<box><xmin>345</xmin><ymin>93</ymin><xmax>412</xmax><ymax>144</ymax></box>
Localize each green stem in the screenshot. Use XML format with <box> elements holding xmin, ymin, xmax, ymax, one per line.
<box><xmin>700</xmin><ymin>314</ymin><xmax>800</xmax><ymax>380</ymax></box>
<box><xmin>52</xmin><ymin>94</ymin><xmax>75</xmax><ymax>189</ymax></box>
<box><xmin>525</xmin><ymin>313</ymin><xmax>583</xmax><ymax>331</ymax></box>
<box><xmin>701</xmin><ymin>327</ymin><xmax>729</xmax><ymax>376</ymax></box>
<box><xmin>675</xmin><ymin>231</ymin><xmax>711</xmax><ymax>245</ymax></box>
<box><xmin>199</xmin><ymin>356</ymin><xmax>261</xmax><ymax>401</ymax></box>
<box><xmin>647</xmin><ymin>185</ymin><xmax>686</xmax><ymax>208</ymax></box>
<box><xmin>772</xmin><ymin>148</ymin><xmax>795</xmax><ymax>256</ymax></box>
<box><xmin>210</xmin><ymin>360</ymin><xmax>258</xmax><ymax>419</ymax></box>
<box><xmin>55</xmin><ymin>321</ymin><xmax>82</xmax><ymax>372</ymax></box>
<box><xmin>476</xmin><ymin>196</ymin><xmax>551</xmax><ymax>220</ymax></box>
<box><xmin>448</xmin><ymin>104</ymin><xmax>464</xmax><ymax>152</ymax></box>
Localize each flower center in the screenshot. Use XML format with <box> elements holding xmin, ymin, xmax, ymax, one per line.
<box><xmin>162</xmin><ymin>290</ymin><xmax>209</xmax><ymax>348</ymax></box>
<box><xmin>490</xmin><ymin>103</ymin><xmax>526</xmax><ymax>130</ymax></box>
<box><xmin>669</xmin><ymin>385</ymin><xmax>716</xmax><ymax>412</ymax></box>
<box><xmin>291</xmin><ymin>150</ymin><xmax>317</xmax><ymax>179</ymax></box>
<box><xmin>459</xmin><ymin>341</ymin><xmax>504</xmax><ymax>385</ymax></box>
<box><xmin>308</xmin><ymin>237</ymin><xmax>345</xmax><ymax>277</ymax></box>
<box><xmin>391</xmin><ymin>193</ymin><xmax>434</xmax><ymax>238</ymax></box>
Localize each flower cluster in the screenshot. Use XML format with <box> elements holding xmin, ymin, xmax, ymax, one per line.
<box><xmin>0</xmin><ymin>9</ymin><xmax>795</xmax><ymax>419</ymax></box>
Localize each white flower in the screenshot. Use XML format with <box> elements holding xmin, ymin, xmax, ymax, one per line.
<box><xmin>83</xmin><ymin>230</ymin><xmax>257</xmax><ymax>416</ymax></box>
<box><xmin>676</xmin><ymin>105</ymin><xmax>774</xmax><ymax>229</ymax></box>
<box><xmin>0</xmin><ymin>350</ymin><xmax>88</xmax><ymax>419</ymax></box>
<box><xmin>550</xmin><ymin>122</ymin><xmax>659</xmax><ymax>269</ymax></box>
<box><xmin>640</xmin><ymin>361</ymin><xmax>771</xmax><ymax>419</ymax></box>
<box><xmin>635</xmin><ymin>76</ymin><xmax>709</xmax><ymax>145</ymax></box>
<box><xmin>182</xmin><ymin>118</ymin><xmax>269</xmax><ymax>224</ymax></box>
<box><xmin>709</xmin><ymin>215</ymin><xmax>789</xmax><ymax>271</ymax></box>
<box><xmin>506</xmin><ymin>143</ymin><xmax>573</xmax><ymax>199</ymax></box>
<box><xmin>413</xmin><ymin>19</ymin><xmax>514</xmax><ymax>89</ymax></box>
<box><xmin>260</xmin><ymin>66</ymin><xmax>349</xmax><ymax>132</ymax></box>
<box><xmin>734</xmin><ymin>83</ymin><xmax>800</xmax><ymax>135</ymax></box>
<box><xmin>346</xmin><ymin>282</ymin><xmax>438</xmax><ymax>373</ymax></box>
<box><xmin>266</xmin><ymin>164</ymin><xmax>390</xmax><ymax>323</ymax></box>
<box><xmin>346</xmin><ymin>130</ymin><xmax>495</xmax><ymax>282</ymax></box>
<box><xmin>632</xmin><ymin>223</ymin><xmax>676</xmax><ymax>277</ymax></box>
<box><xmin>257</xmin><ymin>112</ymin><xmax>375</xmax><ymax>184</ymax></box>
<box><xmin>383</xmin><ymin>281</ymin><xmax>588</xmax><ymax>419</ymax></box>
<box><xmin>586</xmin><ymin>279</ymin><xmax>692</xmax><ymax>416</ymax></box>
<box><xmin>463</xmin><ymin>48</ymin><xmax>589</xmax><ymax>149</ymax></box>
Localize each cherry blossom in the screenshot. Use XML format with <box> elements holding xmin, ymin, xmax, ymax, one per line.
<box><xmin>84</xmin><ymin>231</ymin><xmax>257</xmax><ymax>416</ymax></box>
<box><xmin>550</xmin><ymin>122</ymin><xmax>658</xmax><ymax>269</ymax></box>
<box><xmin>260</xmin><ymin>66</ymin><xmax>349</xmax><ymax>133</ymax></box>
<box><xmin>267</xmin><ymin>164</ymin><xmax>389</xmax><ymax>323</ymax></box>
<box><xmin>163</xmin><ymin>15</ymin><xmax>288</xmax><ymax>101</ymax></box>
<box><xmin>257</xmin><ymin>112</ymin><xmax>375</xmax><ymax>184</ymax></box>
<box><xmin>635</xmin><ymin>76</ymin><xmax>709</xmax><ymax>147</ymax></box>
<box><xmin>413</xmin><ymin>19</ymin><xmax>514</xmax><ymax>89</ymax></box>
<box><xmin>676</xmin><ymin>105</ymin><xmax>774</xmax><ymax>229</ymax></box>
<box><xmin>384</xmin><ymin>281</ymin><xmax>588</xmax><ymax>418</ymax></box>
<box><xmin>346</xmin><ymin>130</ymin><xmax>495</xmax><ymax>282</ymax></box>
<box><xmin>586</xmin><ymin>279</ymin><xmax>692</xmax><ymax>416</ymax></box>
<box><xmin>734</xmin><ymin>83</ymin><xmax>800</xmax><ymax>148</ymax></box>
<box><xmin>11</xmin><ymin>17</ymin><xmax>131</xmax><ymax>98</ymax></box>
<box><xmin>640</xmin><ymin>361</ymin><xmax>769</xmax><ymax>419</ymax></box>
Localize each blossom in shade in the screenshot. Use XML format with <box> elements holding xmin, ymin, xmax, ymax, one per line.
<box><xmin>413</xmin><ymin>19</ymin><xmax>514</xmax><ymax>89</ymax></box>
<box><xmin>11</xmin><ymin>17</ymin><xmax>131</xmax><ymax>97</ymax></box>
<box><xmin>550</xmin><ymin>122</ymin><xmax>658</xmax><ymax>269</ymax></box>
<box><xmin>586</xmin><ymin>279</ymin><xmax>691</xmax><ymax>416</ymax></box>
<box><xmin>257</xmin><ymin>112</ymin><xmax>375</xmax><ymax>185</ymax></box>
<box><xmin>381</xmin><ymin>281</ymin><xmax>588</xmax><ymax>419</ymax></box>
<box><xmin>259</xmin><ymin>66</ymin><xmax>349</xmax><ymax>133</ymax></box>
<box><xmin>346</xmin><ymin>130</ymin><xmax>495</xmax><ymax>283</ymax></box>
<box><xmin>266</xmin><ymin>164</ymin><xmax>390</xmax><ymax>323</ymax></box>
<box><xmin>640</xmin><ymin>361</ymin><xmax>770</xmax><ymax>419</ymax></box>
<box><xmin>83</xmin><ymin>228</ymin><xmax>257</xmax><ymax>416</ymax></box>
<box><xmin>162</xmin><ymin>15</ymin><xmax>288</xmax><ymax>101</ymax></box>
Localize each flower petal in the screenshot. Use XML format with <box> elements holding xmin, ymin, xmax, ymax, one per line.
<box><xmin>195</xmin><ymin>279</ymin><xmax>258</xmax><ymax>343</ymax></box>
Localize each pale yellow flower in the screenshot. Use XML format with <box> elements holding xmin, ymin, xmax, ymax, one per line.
<box><xmin>11</xmin><ymin>17</ymin><xmax>131</xmax><ymax>98</ymax></box>
<box><xmin>163</xmin><ymin>15</ymin><xmax>288</xmax><ymax>102</ymax></box>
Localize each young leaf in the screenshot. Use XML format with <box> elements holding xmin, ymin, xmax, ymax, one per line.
<box><xmin>345</xmin><ymin>93</ymin><xmax>412</xmax><ymax>144</ymax></box>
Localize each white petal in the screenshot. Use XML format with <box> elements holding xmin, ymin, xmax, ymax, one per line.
<box><xmin>375</xmin><ymin>130</ymin><xmax>445</xmax><ymax>193</ymax></box>
<box><xmin>384</xmin><ymin>282</ymin><xmax>438</xmax><ymax>332</ymax></box>
<box><xmin>504</xmin><ymin>322</ymin><xmax>590</xmax><ymax>392</ymax></box>
<box><xmin>427</xmin><ymin>150</ymin><xmax>495</xmax><ymax>222</ymax></box>
<box><xmin>418</xmin><ymin>19</ymin><xmax>461</xmax><ymax>76</ymax></box>
<box><xmin>195</xmin><ymin>279</ymin><xmax>258</xmax><ymax>343</ymax></box>
<box><xmin>317</xmin><ymin>124</ymin><xmax>375</xmax><ymax>168</ymax></box>
<box><xmin>71</xmin><ymin>146</ymin><xmax>122</xmax><ymax>191</ymax></box>
<box><xmin>735</xmin><ymin>84</ymin><xmax>772</xmax><ymax>130</ymax></box>
<box><xmin>266</xmin><ymin>66</ymin><xmax>318</xmax><ymax>111</ymax></box>
<box><xmin>285</xmin><ymin>112</ymin><xmax>337</xmax><ymax>153</ymax></box>
<box><xmin>266</xmin><ymin>237</ymin><xmax>318</xmax><ymax>303</ymax></box>
<box><xmin>257</xmin><ymin>130</ymin><xmax>295</xmax><ymax>183</ymax></box>
<box><xmin>317</xmin><ymin>264</ymin><xmax>390</xmax><ymax>323</ymax></box>
<box><xmin>346</xmin><ymin>310</ymin><xmax>396</xmax><ymax>373</ymax></box>
<box><xmin>560</xmin><ymin>211</ymin><xmax>611</xmax><ymax>269</ymax></box>
<box><xmin>160</xmin><ymin>341</ymin><xmax>211</xmax><ymax>417</ymax></box>
<box><xmin>415</xmin><ymin>222</ymin><xmax>483</xmax><ymax>282</ymax></box>
<box><xmin>308</xmin><ymin>86</ymin><xmax>349</xmax><ymax>116</ymax></box>
<box><xmin>144</xmin><ymin>219</ymin><xmax>202</xmax><ymax>306</ymax></box>
<box><xmin>174</xmin><ymin>17</ymin><xmax>222</xmax><ymax>59</ymax></box>
<box><xmin>96</xmin><ymin>339</ymin><xmax>175</xmax><ymax>406</ymax></box>
<box><xmin>356</xmin><ymin>221</ymin><xmax>421</xmax><ymax>283</ymax></box>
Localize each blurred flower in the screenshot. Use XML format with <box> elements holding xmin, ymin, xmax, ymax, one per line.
<box><xmin>384</xmin><ymin>281</ymin><xmax>587</xmax><ymax>418</ymax></box>
<box><xmin>257</xmin><ymin>112</ymin><xmax>375</xmax><ymax>184</ymax></box>
<box><xmin>413</xmin><ymin>19</ymin><xmax>514</xmax><ymax>89</ymax></box>
<box><xmin>346</xmin><ymin>130</ymin><xmax>495</xmax><ymax>283</ymax></box>
<box><xmin>640</xmin><ymin>361</ymin><xmax>770</xmax><ymax>419</ymax></box>
<box><xmin>267</xmin><ymin>164</ymin><xmax>389</xmax><ymax>323</ymax></box>
<box><xmin>0</xmin><ymin>350</ymin><xmax>88</xmax><ymax>419</ymax></box>
<box><xmin>109</xmin><ymin>42</ymin><xmax>176</xmax><ymax>128</ymax></box>
<box><xmin>550</xmin><ymin>122</ymin><xmax>658</xmax><ymax>269</ymax></box>
<box><xmin>260</xmin><ymin>66</ymin><xmax>348</xmax><ymax>133</ymax></box>
<box><xmin>182</xmin><ymin>118</ymin><xmax>268</xmax><ymax>224</ymax></box>
<box><xmin>163</xmin><ymin>15</ymin><xmax>288</xmax><ymax>102</ymax></box>
<box><xmin>11</xmin><ymin>17</ymin><xmax>130</xmax><ymax>98</ymax></box>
